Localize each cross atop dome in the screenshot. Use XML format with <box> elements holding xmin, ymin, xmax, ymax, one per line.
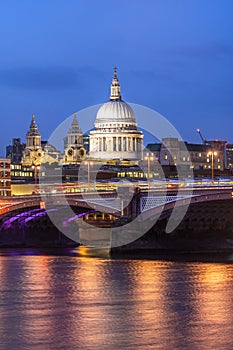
<box><xmin>113</xmin><ymin>66</ymin><xmax>118</xmax><ymax>78</ymax></box>
<box><xmin>110</xmin><ymin>67</ymin><xmax>121</xmax><ymax>101</ymax></box>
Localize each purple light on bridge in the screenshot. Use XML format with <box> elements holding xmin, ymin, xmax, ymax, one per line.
<box><xmin>62</xmin><ymin>211</ymin><xmax>92</xmax><ymax>227</ymax></box>
<box><xmin>24</xmin><ymin>209</ymin><xmax>57</xmax><ymax>223</ymax></box>
<box><xmin>2</xmin><ymin>209</ymin><xmax>42</xmax><ymax>227</ymax></box>
<box><xmin>2</xmin><ymin>208</ymin><xmax>59</xmax><ymax>228</ymax></box>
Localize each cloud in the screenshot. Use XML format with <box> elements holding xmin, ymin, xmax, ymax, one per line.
<box><xmin>163</xmin><ymin>42</ymin><xmax>233</xmax><ymax>59</ymax></box>
<box><xmin>0</xmin><ymin>66</ymin><xmax>78</xmax><ymax>90</ymax></box>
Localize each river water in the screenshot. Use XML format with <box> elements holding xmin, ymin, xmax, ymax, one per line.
<box><xmin>1</xmin><ymin>248</ymin><xmax>233</xmax><ymax>350</ymax></box>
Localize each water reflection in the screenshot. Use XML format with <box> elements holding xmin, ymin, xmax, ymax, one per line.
<box><xmin>0</xmin><ymin>249</ymin><xmax>233</xmax><ymax>349</ymax></box>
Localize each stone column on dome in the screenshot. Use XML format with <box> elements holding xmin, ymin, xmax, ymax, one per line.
<box><xmin>137</xmin><ymin>138</ymin><xmax>140</xmax><ymax>152</ymax></box>
<box><xmin>126</xmin><ymin>137</ymin><xmax>129</xmax><ymax>152</ymax></box>
<box><xmin>120</xmin><ymin>137</ymin><xmax>122</xmax><ymax>152</ymax></box>
<box><xmin>100</xmin><ymin>137</ymin><xmax>102</xmax><ymax>151</ymax></box>
<box><xmin>128</xmin><ymin>138</ymin><xmax>131</xmax><ymax>151</ymax></box>
<box><xmin>90</xmin><ymin>138</ymin><xmax>92</xmax><ymax>152</ymax></box>
<box><xmin>106</xmin><ymin>137</ymin><xmax>110</xmax><ymax>152</ymax></box>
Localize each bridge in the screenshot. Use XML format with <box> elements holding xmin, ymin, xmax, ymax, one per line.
<box><xmin>0</xmin><ymin>186</ymin><xmax>233</xmax><ymax>249</ymax></box>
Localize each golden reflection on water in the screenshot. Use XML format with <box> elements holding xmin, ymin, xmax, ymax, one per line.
<box><xmin>187</xmin><ymin>264</ymin><xmax>233</xmax><ymax>349</ymax></box>
<box><xmin>1</xmin><ymin>251</ymin><xmax>233</xmax><ymax>349</ymax></box>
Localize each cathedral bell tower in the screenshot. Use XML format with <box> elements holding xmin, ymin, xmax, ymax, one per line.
<box><xmin>21</xmin><ymin>114</ymin><xmax>43</xmax><ymax>166</ymax></box>
<box><xmin>64</xmin><ymin>112</ymin><xmax>86</xmax><ymax>164</ymax></box>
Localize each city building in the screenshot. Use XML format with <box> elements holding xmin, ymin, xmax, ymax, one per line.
<box><xmin>0</xmin><ymin>158</ymin><xmax>11</xmax><ymax>196</ymax></box>
<box><xmin>6</xmin><ymin>138</ymin><xmax>25</xmax><ymax>163</ymax></box>
<box><xmin>63</xmin><ymin>113</ymin><xmax>86</xmax><ymax>164</ymax></box>
<box><xmin>226</xmin><ymin>144</ymin><xmax>233</xmax><ymax>169</ymax></box>
<box><xmin>147</xmin><ymin>138</ymin><xmax>226</xmax><ymax>171</ymax></box>
<box><xmin>83</xmin><ymin>133</ymin><xmax>90</xmax><ymax>153</ymax></box>
<box><xmin>10</xmin><ymin>163</ymin><xmax>34</xmax><ymax>183</ymax></box>
<box><xmin>89</xmin><ymin>68</ymin><xmax>143</xmax><ymax>161</ymax></box>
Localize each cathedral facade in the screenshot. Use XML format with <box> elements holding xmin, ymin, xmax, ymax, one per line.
<box><xmin>89</xmin><ymin>68</ymin><xmax>143</xmax><ymax>160</ymax></box>
<box><xmin>21</xmin><ymin>69</ymin><xmax>142</xmax><ymax>168</ymax></box>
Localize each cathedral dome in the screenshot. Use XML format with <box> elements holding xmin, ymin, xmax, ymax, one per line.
<box><xmin>95</xmin><ymin>100</ymin><xmax>136</xmax><ymax>124</ymax></box>
<box><xmin>89</xmin><ymin>68</ymin><xmax>143</xmax><ymax>161</ymax></box>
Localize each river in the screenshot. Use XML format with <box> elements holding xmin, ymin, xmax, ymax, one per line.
<box><xmin>0</xmin><ymin>248</ymin><xmax>233</xmax><ymax>349</ymax></box>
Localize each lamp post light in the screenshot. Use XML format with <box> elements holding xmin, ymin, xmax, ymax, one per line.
<box><xmin>85</xmin><ymin>160</ymin><xmax>93</xmax><ymax>191</ymax></box>
<box><xmin>208</xmin><ymin>151</ymin><xmax>217</xmax><ymax>185</ymax></box>
<box><xmin>144</xmin><ymin>152</ymin><xmax>154</xmax><ymax>188</ymax></box>
<box><xmin>32</xmin><ymin>164</ymin><xmax>40</xmax><ymax>192</ymax></box>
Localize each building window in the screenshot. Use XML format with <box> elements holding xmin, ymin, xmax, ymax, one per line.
<box><xmin>199</xmin><ymin>153</ymin><xmax>202</xmax><ymax>157</ymax></box>
<box><xmin>164</xmin><ymin>154</ymin><xmax>168</xmax><ymax>160</ymax></box>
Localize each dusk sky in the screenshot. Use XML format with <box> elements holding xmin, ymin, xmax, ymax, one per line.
<box><xmin>0</xmin><ymin>0</ymin><xmax>233</xmax><ymax>155</ymax></box>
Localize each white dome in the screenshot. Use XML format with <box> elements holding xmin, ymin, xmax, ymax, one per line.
<box><xmin>95</xmin><ymin>100</ymin><xmax>136</xmax><ymax>125</ymax></box>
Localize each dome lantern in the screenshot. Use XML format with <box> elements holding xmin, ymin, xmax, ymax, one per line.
<box><xmin>110</xmin><ymin>67</ymin><xmax>121</xmax><ymax>101</ymax></box>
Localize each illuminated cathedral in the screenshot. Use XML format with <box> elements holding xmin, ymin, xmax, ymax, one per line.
<box><xmin>89</xmin><ymin>68</ymin><xmax>143</xmax><ymax>160</ymax></box>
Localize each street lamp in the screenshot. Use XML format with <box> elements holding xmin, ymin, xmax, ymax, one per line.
<box><xmin>85</xmin><ymin>160</ymin><xmax>93</xmax><ymax>191</ymax></box>
<box><xmin>144</xmin><ymin>152</ymin><xmax>154</xmax><ymax>188</ymax></box>
<box><xmin>208</xmin><ymin>151</ymin><xmax>217</xmax><ymax>185</ymax></box>
<box><xmin>32</xmin><ymin>164</ymin><xmax>40</xmax><ymax>192</ymax></box>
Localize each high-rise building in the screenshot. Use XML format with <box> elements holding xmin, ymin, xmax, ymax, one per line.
<box><xmin>89</xmin><ymin>68</ymin><xmax>143</xmax><ymax>160</ymax></box>
<box><xmin>226</xmin><ymin>144</ymin><xmax>233</xmax><ymax>169</ymax></box>
<box><xmin>6</xmin><ymin>138</ymin><xmax>25</xmax><ymax>163</ymax></box>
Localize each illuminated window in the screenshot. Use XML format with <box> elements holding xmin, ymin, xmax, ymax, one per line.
<box><xmin>207</xmin><ymin>158</ymin><xmax>210</xmax><ymax>163</ymax></box>
<box><xmin>164</xmin><ymin>154</ymin><xmax>168</xmax><ymax>160</ymax></box>
<box><xmin>199</xmin><ymin>153</ymin><xmax>202</xmax><ymax>157</ymax></box>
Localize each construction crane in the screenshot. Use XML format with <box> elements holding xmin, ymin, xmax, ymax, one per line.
<box><xmin>196</xmin><ymin>128</ymin><xmax>208</xmax><ymax>145</ymax></box>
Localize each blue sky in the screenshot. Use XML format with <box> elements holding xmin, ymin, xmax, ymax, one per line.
<box><xmin>0</xmin><ymin>0</ymin><xmax>233</xmax><ymax>154</ymax></box>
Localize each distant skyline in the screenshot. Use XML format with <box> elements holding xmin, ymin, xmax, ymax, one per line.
<box><xmin>1</xmin><ymin>0</ymin><xmax>233</xmax><ymax>155</ymax></box>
